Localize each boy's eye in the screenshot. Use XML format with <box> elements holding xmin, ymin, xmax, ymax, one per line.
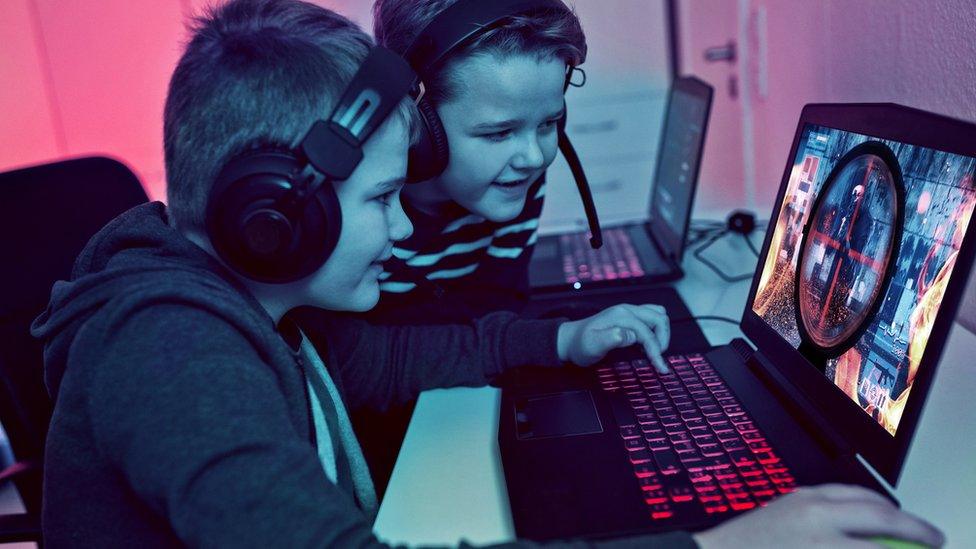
<box><xmin>481</xmin><ymin>128</ymin><xmax>513</xmax><ymax>142</ymax></box>
<box><xmin>376</xmin><ymin>190</ymin><xmax>396</xmax><ymax>206</ymax></box>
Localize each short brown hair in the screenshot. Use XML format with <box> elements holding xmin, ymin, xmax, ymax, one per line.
<box><xmin>164</xmin><ymin>0</ymin><xmax>417</xmax><ymax>232</ymax></box>
<box><xmin>372</xmin><ymin>0</ymin><xmax>587</xmax><ymax>106</ymax></box>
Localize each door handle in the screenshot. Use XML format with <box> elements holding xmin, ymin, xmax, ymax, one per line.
<box><xmin>704</xmin><ymin>41</ymin><xmax>737</xmax><ymax>63</ymax></box>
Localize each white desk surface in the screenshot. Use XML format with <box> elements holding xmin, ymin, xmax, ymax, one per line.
<box><xmin>374</xmin><ymin>234</ymin><xmax>976</xmax><ymax>548</ymax></box>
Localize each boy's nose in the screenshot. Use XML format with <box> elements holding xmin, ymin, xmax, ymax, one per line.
<box><xmin>511</xmin><ymin>134</ymin><xmax>545</xmax><ymax>171</ymax></box>
<box><xmin>389</xmin><ymin>196</ymin><xmax>413</xmax><ymax>242</ymax></box>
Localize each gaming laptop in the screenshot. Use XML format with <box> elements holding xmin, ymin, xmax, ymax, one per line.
<box><xmin>529</xmin><ymin>76</ymin><xmax>714</xmax><ymax>294</ymax></box>
<box><xmin>500</xmin><ymin>103</ymin><xmax>976</xmax><ymax>540</ymax></box>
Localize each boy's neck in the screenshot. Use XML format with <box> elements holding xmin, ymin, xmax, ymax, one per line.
<box><xmin>181</xmin><ymin>229</ymin><xmax>294</xmax><ymax>324</ymax></box>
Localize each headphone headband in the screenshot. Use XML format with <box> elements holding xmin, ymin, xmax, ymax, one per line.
<box><xmin>301</xmin><ymin>46</ymin><xmax>418</xmax><ymax>181</ymax></box>
<box><xmin>405</xmin><ymin>0</ymin><xmax>570</xmax><ymax>78</ymax></box>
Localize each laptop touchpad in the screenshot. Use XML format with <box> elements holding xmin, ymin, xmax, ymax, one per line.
<box><xmin>515</xmin><ymin>390</ymin><xmax>603</xmax><ymax>440</ymax></box>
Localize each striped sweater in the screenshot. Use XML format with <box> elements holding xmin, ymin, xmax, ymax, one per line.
<box><xmin>365</xmin><ymin>176</ymin><xmax>546</xmax><ymax>324</ymax></box>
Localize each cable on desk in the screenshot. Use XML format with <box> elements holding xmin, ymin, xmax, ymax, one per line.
<box><xmin>688</xmin><ymin>213</ymin><xmax>767</xmax><ymax>282</ymax></box>
<box><xmin>743</xmin><ymin>232</ymin><xmax>760</xmax><ymax>257</ymax></box>
<box><xmin>686</xmin><ymin>220</ymin><xmax>726</xmax><ymax>247</ymax></box>
<box><xmin>692</xmin><ymin>230</ymin><xmax>756</xmax><ymax>283</ymax></box>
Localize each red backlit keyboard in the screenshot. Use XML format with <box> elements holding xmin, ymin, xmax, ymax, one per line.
<box><xmin>562</xmin><ymin>227</ymin><xmax>645</xmax><ymax>285</ymax></box>
<box><xmin>596</xmin><ymin>353</ymin><xmax>797</xmax><ymax>521</ymax></box>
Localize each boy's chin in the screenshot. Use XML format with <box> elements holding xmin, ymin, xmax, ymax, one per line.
<box><xmin>319</xmin><ymin>281</ymin><xmax>380</xmax><ymax>313</ymax></box>
<box><xmin>472</xmin><ymin>198</ymin><xmax>524</xmax><ymax>223</ymax></box>
<box><xmin>345</xmin><ymin>285</ymin><xmax>380</xmax><ymax>312</ymax></box>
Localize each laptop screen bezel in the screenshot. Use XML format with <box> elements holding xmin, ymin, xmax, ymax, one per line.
<box><xmin>739</xmin><ymin>103</ymin><xmax>976</xmax><ymax>486</ymax></box>
<box><xmin>647</xmin><ymin>76</ymin><xmax>713</xmax><ymax>263</ymax></box>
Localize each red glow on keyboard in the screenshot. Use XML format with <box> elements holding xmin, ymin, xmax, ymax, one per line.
<box><xmin>562</xmin><ymin>228</ymin><xmax>646</xmax><ymax>285</ymax></box>
<box><xmin>598</xmin><ymin>353</ymin><xmax>799</xmax><ymax>521</ymax></box>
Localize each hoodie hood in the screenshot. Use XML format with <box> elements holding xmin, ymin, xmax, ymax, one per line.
<box><xmin>31</xmin><ymin>202</ymin><xmax>274</xmax><ymax>398</ymax></box>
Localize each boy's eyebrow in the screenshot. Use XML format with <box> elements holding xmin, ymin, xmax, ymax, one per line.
<box><xmin>471</xmin><ymin>107</ymin><xmax>566</xmax><ymax>131</ymax></box>
<box><xmin>375</xmin><ymin>176</ymin><xmax>406</xmax><ymax>192</ymax></box>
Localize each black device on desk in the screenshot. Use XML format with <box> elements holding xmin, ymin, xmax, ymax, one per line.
<box><xmin>499</xmin><ymin>103</ymin><xmax>976</xmax><ymax>540</ymax></box>
<box><xmin>529</xmin><ymin>76</ymin><xmax>713</xmax><ymax>294</ymax></box>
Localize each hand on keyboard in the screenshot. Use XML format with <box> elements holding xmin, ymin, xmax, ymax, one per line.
<box><xmin>556</xmin><ymin>303</ymin><xmax>670</xmax><ymax>371</ymax></box>
<box><xmin>691</xmin><ymin>484</ymin><xmax>944</xmax><ymax>549</ymax></box>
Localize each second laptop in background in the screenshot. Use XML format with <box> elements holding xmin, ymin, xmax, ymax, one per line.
<box><xmin>530</xmin><ymin>76</ymin><xmax>714</xmax><ymax>294</ymax></box>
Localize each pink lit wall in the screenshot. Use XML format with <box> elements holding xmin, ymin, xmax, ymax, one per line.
<box><xmin>1</xmin><ymin>0</ymin><xmax>670</xmax><ymax>232</ymax></box>
<box><xmin>0</xmin><ymin>0</ymin><xmax>373</xmax><ymax>201</ymax></box>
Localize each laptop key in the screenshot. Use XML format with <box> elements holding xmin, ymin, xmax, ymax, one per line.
<box><xmin>698</xmin><ymin>443</ymin><xmax>724</xmax><ymax>457</ymax></box>
<box><xmin>607</xmin><ymin>391</ymin><xmax>637</xmax><ymax>428</ymax></box>
<box><xmin>633</xmin><ymin>463</ymin><xmax>657</xmax><ymax>478</ymax></box>
<box><xmin>628</xmin><ymin>449</ymin><xmax>652</xmax><ymax>465</ymax></box>
<box><xmin>727</xmin><ymin>452</ymin><xmax>754</xmax><ymax>467</ymax></box>
<box><xmin>625</xmin><ymin>439</ymin><xmax>647</xmax><ymax>452</ymax></box>
<box><xmin>619</xmin><ymin>426</ymin><xmax>641</xmax><ymax>440</ymax></box>
<box><xmin>644</xmin><ymin>489</ymin><xmax>668</xmax><ymax>505</ymax></box>
<box><xmin>651</xmin><ymin>448</ymin><xmax>682</xmax><ymax>475</ymax></box>
<box><xmin>668</xmin><ymin>485</ymin><xmax>695</xmax><ymax>503</ymax></box>
<box><xmin>722</xmin><ymin>439</ymin><xmax>747</xmax><ymax>452</ymax></box>
<box><xmin>638</xmin><ymin>477</ymin><xmax>663</xmax><ymax>491</ymax></box>
<box><xmin>649</xmin><ymin>504</ymin><xmax>674</xmax><ymax>520</ymax></box>
<box><xmin>647</xmin><ymin>437</ymin><xmax>670</xmax><ymax>451</ymax></box>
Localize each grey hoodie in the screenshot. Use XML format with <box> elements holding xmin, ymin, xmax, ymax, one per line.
<box><xmin>31</xmin><ymin>202</ymin><xmax>695</xmax><ymax>548</ymax></box>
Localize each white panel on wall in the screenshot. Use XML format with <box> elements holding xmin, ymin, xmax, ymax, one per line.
<box><xmin>539</xmin><ymin>0</ymin><xmax>672</xmax><ymax>233</ymax></box>
<box><xmin>0</xmin><ymin>0</ymin><xmax>61</xmax><ymax>172</ymax></box>
<box><xmin>542</xmin><ymin>92</ymin><xmax>666</xmax><ymax>232</ymax></box>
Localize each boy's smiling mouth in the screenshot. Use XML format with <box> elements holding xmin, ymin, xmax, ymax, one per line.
<box><xmin>492</xmin><ymin>177</ymin><xmax>530</xmax><ymax>189</ymax></box>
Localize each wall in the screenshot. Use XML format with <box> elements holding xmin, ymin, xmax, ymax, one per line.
<box><xmin>1</xmin><ymin>0</ymin><xmax>670</xmax><ymax>230</ymax></box>
<box><xmin>682</xmin><ymin>0</ymin><xmax>976</xmax><ymax>333</ymax></box>
<box><xmin>747</xmin><ymin>0</ymin><xmax>976</xmax><ymax>215</ymax></box>
<box><xmin>0</xmin><ymin>0</ymin><xmax>394</xmax><ymax>200</ymax></box>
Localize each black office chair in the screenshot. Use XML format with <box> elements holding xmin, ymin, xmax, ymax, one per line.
<box><xmin>0</xmin><ymin>156</ymin><xmax>149</xmax><ymax>543</ymax></box>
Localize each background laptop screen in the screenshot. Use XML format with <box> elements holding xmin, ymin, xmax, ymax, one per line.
<box><xmin>752</xmin><ymin>123</ymin><xmax>976</xmax><ymax>436</ymax></box>
<box><xmin>648</xmin><ymin>86</ymin><xmax>709</xmax><ymax>256</ymax></box>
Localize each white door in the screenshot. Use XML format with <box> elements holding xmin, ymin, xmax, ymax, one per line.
<box><xmin>676</xmin><ymin>0</ymin><xmax>750</xmax><ymax>218</ymax></box>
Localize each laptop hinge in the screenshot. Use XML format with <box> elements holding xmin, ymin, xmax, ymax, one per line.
<box><xmin>732</xmin><ymin>338</ymin><xmax>854</xmax><ymax>459</ymax></box>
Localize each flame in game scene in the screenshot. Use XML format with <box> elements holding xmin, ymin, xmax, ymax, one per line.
<box><xmin>755</xmin><ymin>165</ymin><xmax>805</xmax><ymax>318</ymax></box>
<box><xmin>831</xmin><ymin>347</ymin><xmax>863</xmax><ymax>403</ymax></box>
<box><xmin>879</xmin><ymin>190</ymin><xmax>975</xmax><ymax>434</ymax></box>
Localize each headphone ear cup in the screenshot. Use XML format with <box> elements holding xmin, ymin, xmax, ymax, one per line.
<box><xmin>206</xmin><ymin>150</ymin><xmax>340</xmax><ymax>283</ymax></box>
<box><xmin>406</xmin><ymin>96</ymin><xmax>450</xmax><ymax>183</ymax></box>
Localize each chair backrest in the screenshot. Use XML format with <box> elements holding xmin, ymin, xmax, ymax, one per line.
<box><xmin>0</xmin><ymin>156</ymin><xmax>149</xmax><ymax>513</ymax></box>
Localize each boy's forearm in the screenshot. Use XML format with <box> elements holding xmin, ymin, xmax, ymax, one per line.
<box><xmin>296</xmin><ymin>309</ymin><xmax>564</xmax><ymax>410</ymax></box>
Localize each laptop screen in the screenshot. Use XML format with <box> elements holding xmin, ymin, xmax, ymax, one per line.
<box><xmin>752</xmin><ymin>123</ymin><xmax>976</xmax><ymax>437</ymax></box>
<box><xmin>648</xmin><ymin>79</ymin><xmax>711</xmax><ymax>259</ymax></box>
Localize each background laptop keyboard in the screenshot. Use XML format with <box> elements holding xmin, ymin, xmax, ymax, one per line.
<box><xmin>562</xmin><ymin>228</ymin><xmax>645</xmax><ymax>285</ymax></box>
<box><xmin>596</xmin><ymin>353</ymin><xmax>797</xmax><ymax>521</ymax></box>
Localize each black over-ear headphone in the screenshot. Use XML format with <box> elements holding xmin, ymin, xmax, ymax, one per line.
<box><xmin>403</xmin><ymin>0</ymin><xmax>603</xmax><ymax>248</ymax></box>
<box><xmin>206</xmin><ymin>46</ymin><xmax>417</xmax><ymax>283</ymax></box>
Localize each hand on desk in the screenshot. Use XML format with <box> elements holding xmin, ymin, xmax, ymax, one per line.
<box><xmin>691</xmin><ymin>484</ymin><xmax>944</xmax><ymax>549</ymax></box>
<box><xmin>556</xmin><ymin>303</ymin><xmax>670</xmax><ymax>372</ymax></box>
